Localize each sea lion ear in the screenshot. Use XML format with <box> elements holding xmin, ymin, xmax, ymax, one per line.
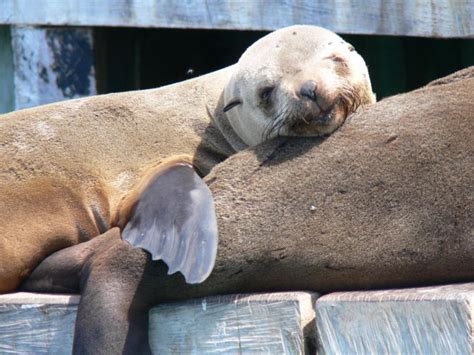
<box><xmin>223</xmin><ymin>98</ymin><xmax>242</xmax><ymax>113</ymax></box>
<box><xmin>121</xmin><ymin>163</ymin><xmax>218</xmax><ymax>284</ymax></box>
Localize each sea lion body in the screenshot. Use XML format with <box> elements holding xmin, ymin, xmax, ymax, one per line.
<box><xmin>22</xmin><ymin>68</ymin><xmax>474</xmax><ymax>354</ymax></box>
<box><xmin>0</xmin><ymin>25</ymin><xmax>375</xmax><ymax>292</ymax></box>
<box><xmin>0</xmin><ymin>68</ymin><xmax>233</xmax><ymax>292</ymax></box>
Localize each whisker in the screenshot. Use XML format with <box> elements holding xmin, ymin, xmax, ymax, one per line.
<box><xmin>263</xmin><ymin>110</ymin><xmax>284</xmax><ymax>140</ymax></box>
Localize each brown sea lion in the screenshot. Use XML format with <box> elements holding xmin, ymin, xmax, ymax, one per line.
<box><xmin>0</xmin><ymin>25</ymin><xmax>375</xmax><ymax>292</ymax></box>
<box><xmin>23</xmin><ymin>67</ymin><xmax>474</xmax><ymax>354</ymax></box>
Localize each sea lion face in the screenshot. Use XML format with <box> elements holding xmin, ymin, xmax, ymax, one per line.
<box><xmin>223</xmin><ymin>25</ymin><xmax>376</xmax><ymax>147</ymax></box>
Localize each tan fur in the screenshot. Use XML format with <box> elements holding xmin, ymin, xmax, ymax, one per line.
<box><xmin>222</xmin><ymin>26</ymin><xmax>375</xmax><ymax>148</ymax></box>
<box><xmin>113</xmin><ymin>155</ymin><xmax>194</xmax><ymax>229</ymax></box>
<box><xmin>66</xmin><ymin>69</ymin><xmax>474</xmax><ymax>307</ymax></box>
<box><xmin>0</xmin><ymin>67</ymin><xmax>234</xmax><ymax>292</ymax></box>
<box><xmin>199</xmin><ymin>67</ymin><xmax>474</xmax><ymax>294</ymax></box>
<box><xmin>0</xmin><ymin>25</ymin><xmax>374</xmax><ymax>292</ymax></box>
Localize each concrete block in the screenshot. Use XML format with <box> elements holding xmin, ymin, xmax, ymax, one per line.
<box><xmin>316</xmin><ymin>283</ymin><xmax>474</xmax><ymax>355</ymax></box>
<box><xmin>0</xmin><ymin>292</ymin><xmax>317</xmax><ymax>354</ymax></box>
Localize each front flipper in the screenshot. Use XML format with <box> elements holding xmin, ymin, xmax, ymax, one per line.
<box><xmin>120</xmin><ymin>163</ymin><xmax>218</xmax><ymax>284</ymax></box>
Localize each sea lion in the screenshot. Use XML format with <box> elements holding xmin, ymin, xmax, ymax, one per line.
<box><xmin>0</xmin><ymin>25</ymin><xmax>375</xmax><ymax>293</ymax></box>
<box><xmin>219</xmin><ymin>26</ymin><xmax>375</xmax><ymax>149</ymax></box>
<box><xmin>23</xmin><ymin>67</ymin><xmax>474</xmax><ymax>354</ymax></box>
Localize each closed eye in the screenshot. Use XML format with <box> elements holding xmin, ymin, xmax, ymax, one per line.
<box><xmin>223</xmin><ymin>98</ymin><xmax>242</xmax><ymax>113</ymax></box>
<box><xmin>259</xmin><ymin>86</ymin><xmax>274</xmax><ymax>102</ymax></box>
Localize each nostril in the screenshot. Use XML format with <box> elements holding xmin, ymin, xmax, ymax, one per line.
<box><xmin>299</xmin><ymin>80</ymin><xmax>318</xmax><ymax>101</ymax></box>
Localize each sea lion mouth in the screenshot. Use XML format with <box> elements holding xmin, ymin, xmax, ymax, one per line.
<box><xmin>262</xmin><ymin>87</ymin><xmax>362</xmax><ymax>140</ymax></box>
<box><xmin>302</xmin><ymin>104</ymin><xmax>334</xmax><ymax>125</ymax></box>
<box><xmin>289</xmin><ymin>106</ymin><xmax>335</xmax><ymax>132</ymax></box>
<box><xmin>292</xmin><ymin>85</ymin><xmax>365</xmax><ymax>132</ymax></box>
<box><xmin>262</xmin><ymin>103</ymin><xmax>338</xmax><ymax>140</ymax></box>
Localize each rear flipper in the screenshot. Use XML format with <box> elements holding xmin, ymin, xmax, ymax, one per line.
<box><xmin>73</xmin><ymin>235</ymin><xmax>154</xmax><ymax>355</ymax></box>
<box><xmin>20</xmin><ymin>228</ymin><xmax>122</xmax><ymax>293</ymax></box>
<box><xmin>117</xmin><ymin>161</ymin><xmax>218</xmax><ymax>284</ymax></box>
<box><xmin>21</xmin><ymin>162</ymin><xmax>218</xmax><ymax>354</ymax></box>
<box><xmin>22</xmin><ymin>229</ymin><xmax>155</xmax><ymax>354</ymax></box>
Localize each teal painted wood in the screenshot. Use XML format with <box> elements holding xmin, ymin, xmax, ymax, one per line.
<box><xmin>316</xmin><ymin>283</ymin><xmax>474</xmax><ymax>355</ymax></box>
<box><xmin>0</xmin><ymin>26</ymin><xmax>14</xmax><ymax>114</ymax></box>
<box><xmin>0</xmin><ymin>0</ymin><xmax>472</xmax><ymax>38</ymax></box>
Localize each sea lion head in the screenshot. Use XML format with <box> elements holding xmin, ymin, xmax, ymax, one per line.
<box><xmin>222</xmin><ymin>25</ymin><xmax>376</xmax><ymax>148</ymax></box>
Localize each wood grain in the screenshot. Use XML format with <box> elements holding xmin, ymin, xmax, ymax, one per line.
<box><xmin>0</xmin><ymin>0</ymin><xmax>472</xmax><ymax>38</ymax></box>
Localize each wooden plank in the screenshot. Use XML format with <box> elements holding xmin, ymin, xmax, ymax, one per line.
<box><xmin>0</xmin><ymin>293</ymin><xmax>79</xmax><ymax>354</ymax></box>
<box><xmin>149</xmin><ymin>292</ymin><xmax>317</xmax><ymax>354</ymax></box>
<box><xmin>0</xmin><ymin>0</ymin><xmax>472</xmax><ymax>38</ymax></box>
<box><xmin>316</xmin><ymin>283</ymin><xmax>474</xmax><ymax>355</ymax></box>
<box><xmin>0</xmin><ymin>292</ymin><xmax>317</xmax><ymax>354</ymax></box>
<box><xmin>7</xmin><ymin>26</ymin><xmax>96</xmax><ymax>112</ymax></box>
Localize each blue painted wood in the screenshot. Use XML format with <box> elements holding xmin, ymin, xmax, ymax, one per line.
<box><xmin>0</xmin><ymin>26</ymin><xmax>97</xmax><ymax>113</ymax></box>
<box><xmin>0</xmin><ymin>294</ymin><xmax>79</xmax><ymax>354</ymax></box>
<box><xmin>0</xmin><ymin>0</ymin><xmax>472</xmax><ymax>38</ymax></box>
<box><xmin>316</xmin><ymin>283</ymin><xmax>474</xmax><ymax>355</ymax></box>
<box><xmin>149</xmin><ymin>293</ymin><xmax>317</xmax><ymax>354</ymax></box>
<box><xmin>0</xmin><ymin>292</ymin><xmax>317</xmax><ymax>354</ymax></box>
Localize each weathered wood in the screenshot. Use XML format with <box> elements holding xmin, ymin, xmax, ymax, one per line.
<box><xmin>0</xmin><ymin>0</ymin><xmax>472</xmax><ymax>38</ymax></box>
<box><xmin>1</xmin><ymin>26</ymin><xmax>96</xmax><ymax>112</ymax></box>
<box><xmin>0</xmin><ymin>292</ymin><xmax>317</xmax><ymax>354</ymax></box>
<box><xmin>0</xmin><ymin>293</ymin><xmax>79</xmax><ymax>354</ymax></box>
<box><xmin>316</xmin><ymin>283</ymin><xmax>474</xmax><ymax>355</ymax></box>
<box><xmin>2</xmin><ymin>285</ymin><xmax>474</xmax><ymax>354</ymax></box>
<box><xmin>149</xmin><ymin>293</ymin><xmax>317</xmax><ymax>354</ymax></box>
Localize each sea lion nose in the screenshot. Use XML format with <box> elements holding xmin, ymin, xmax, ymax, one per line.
<box><xmin>299</xmin><ymin>80</ymin><xmax>318</xmax><ymax>101</ymax></box>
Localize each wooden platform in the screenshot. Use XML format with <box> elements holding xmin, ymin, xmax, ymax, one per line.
<box><xmin>1</xmin><ymin>284</ymin><xmax>473</xmax><ymax>354</ymax></box>
<box><xmin>0</xmin><ymin>292</ymin><xmax>317</xmax><ymax>354</ymax></box>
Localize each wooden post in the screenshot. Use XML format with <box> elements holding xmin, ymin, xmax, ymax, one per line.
<box><xmin>0</xmin><ymin>26</ymin><xmax>96</xmax><ymax>114</ymax></box>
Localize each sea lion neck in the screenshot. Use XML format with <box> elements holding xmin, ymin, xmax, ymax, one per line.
<box><xmin>208</xmin><ymin>100</ymin><xmax>249</xmax><ymax>153</ymax></box>
<box><xmin>200</xmin><ymin>65</ymin><xmax>249</xmax><ymax>154</ymax></box>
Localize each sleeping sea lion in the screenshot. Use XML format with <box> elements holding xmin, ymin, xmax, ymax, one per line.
<box><xmin>22</xmin><ymin>67</ymin><xmax>474</xmax><ymax>354</ymax></box>
<box><xmin>0</xmin><ymin>25</ymin><xmax>375</xmax><ymax>293</ymax></box>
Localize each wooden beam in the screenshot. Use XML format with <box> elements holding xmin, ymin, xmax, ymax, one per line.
<box><xmin>0</xmin><ymin>0</ymin><xmax>472</xmax><ymax>38</ymax></box>
<box><xmin>316</xmin><ymin>283</ymin><xmax>474</xmax><ymax>354</ymax></box>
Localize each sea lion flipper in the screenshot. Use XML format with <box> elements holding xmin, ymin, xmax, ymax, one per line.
<box><xmin>122</xmin><ymin>163</ymin><xmax>218</xmax><ymax>284</ymax></box>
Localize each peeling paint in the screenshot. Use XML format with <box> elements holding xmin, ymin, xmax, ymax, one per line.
<box><xmin>46</xmin><ymin>29</ymin><xmax>94</xmax><ymax>98</ymax></box>
<box><xmin>9</xmin><ymin>26</ymin><xmax>96</xmax><ymax>111</ymax></box>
